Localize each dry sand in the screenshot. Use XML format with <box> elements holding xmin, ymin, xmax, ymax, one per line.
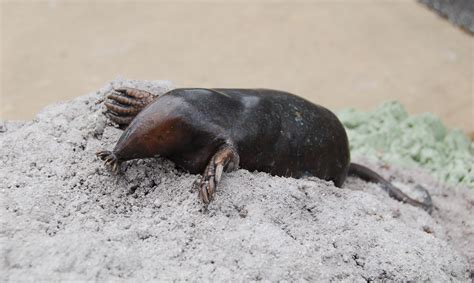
<box><xmin>1</xmin><ymin>79</ymin><xmax>473</xmax><ymax>281</ymax></box>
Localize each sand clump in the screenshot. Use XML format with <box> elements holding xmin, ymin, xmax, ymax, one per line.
<box><xmin>1</xmin><ymin>79</ymin><xmax>473</xmax><ymax>281</ymax></box>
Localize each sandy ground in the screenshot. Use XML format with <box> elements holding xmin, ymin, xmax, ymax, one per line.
<box><xmin>1</xmin><ymin>79</ymin><xmax>473</xmax><ymax>281</ymax></box>
<box><xmin>1</xmin><ymin>1</ymin><xmax>473</xmax><ymax>132</ymax></box>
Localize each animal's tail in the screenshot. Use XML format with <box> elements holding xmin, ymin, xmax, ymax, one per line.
<box><xmin>348</xmin><ymin>163</ymin><xmax>433</xmax><ymax>214</ymax></box>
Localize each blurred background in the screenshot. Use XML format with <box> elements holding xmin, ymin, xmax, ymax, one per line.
<box><xmin>1</xmin><ymin>0</ymin><xmax>473</xmax><ymax>133</ymax></box>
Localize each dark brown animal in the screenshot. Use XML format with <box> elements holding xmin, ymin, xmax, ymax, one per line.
<box><xmin>97</xmin><ymin>87</ymin><xmax>432</xmax><ymax>212</ymax></box>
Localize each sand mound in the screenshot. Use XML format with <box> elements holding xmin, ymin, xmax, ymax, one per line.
<box><xmin>1</xmin><ymin>79</ymin><xmax>472</xmax><ymax>281</ymax></box>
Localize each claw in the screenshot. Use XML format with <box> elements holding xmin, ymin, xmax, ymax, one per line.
<box><xmin>199</xmin><ymin>181</ymin><xmax>210</xmax><ymax>204</ymax></box>
<box><xmin>208</xmin><ymin>178</ymin><xmax>215</xmax><ymax>199</ymax></box>
<box><xmin>115</xmin><ymin>87</ymin><xmax>153</xmax><ymax>99</ymax></box>
<box><xmin>107</xmin><ymin>92</ymin><xmax>146</xmax><ymax>107</ymax></box>
<box><xmin>105</xmin><ymin>112</ymin><xmax>134</xmax><ymax>126</ymax></box>
<box><xmin>105</xmin><ymin>101</ymin><xmax>141</xmax><ymax>115</ymax></box>
<box><xmin>215</xmin><ymin>164</ymin><xmax>224</xmax><ymax>183</ymax></box>
<box><xmin>104</xmin><ymin>155</ymin><xmax>114</xmax><ymax>162</ymax></box>
<box><xmin>96</xmin><ymin>150</ymin><xmax>121</xmax><ymax>174</ymax></box>
<box><xmin>112</xmin><ymin>162</ymin><xmax>118</xmax><ymax>173</ymax></box>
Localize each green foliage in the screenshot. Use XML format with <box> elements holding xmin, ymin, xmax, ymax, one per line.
<box><xmin>338</xmin><ymin>101</ymin><xmax>474</xmax><ymax>188</ymax></box>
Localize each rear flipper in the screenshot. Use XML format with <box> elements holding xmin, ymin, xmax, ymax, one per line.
<box><xmin>349</xmin><ymin>163</ymin><xmax>433</xmax><ymax>214</ymax></box>
<box><xmin>104</xmin><ymin>87</ymin><xmax>156</xmax><ymax>129</ymax></box>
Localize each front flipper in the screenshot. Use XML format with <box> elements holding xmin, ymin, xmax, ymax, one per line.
<box><xmin>198</xmin><ymin>144</ymin><xmax>240</xmax><ymax>204</ymax></box>
<box><xmin>104</xmin><ymin>87</ymin><xmax>156</xmax><ymax>129</ymax></box>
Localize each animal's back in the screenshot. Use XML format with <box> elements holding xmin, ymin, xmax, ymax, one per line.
<box><xmin>168</xmin><ymin>88</ymin><xmax>351</xmax><ymax>185</ymax></box>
